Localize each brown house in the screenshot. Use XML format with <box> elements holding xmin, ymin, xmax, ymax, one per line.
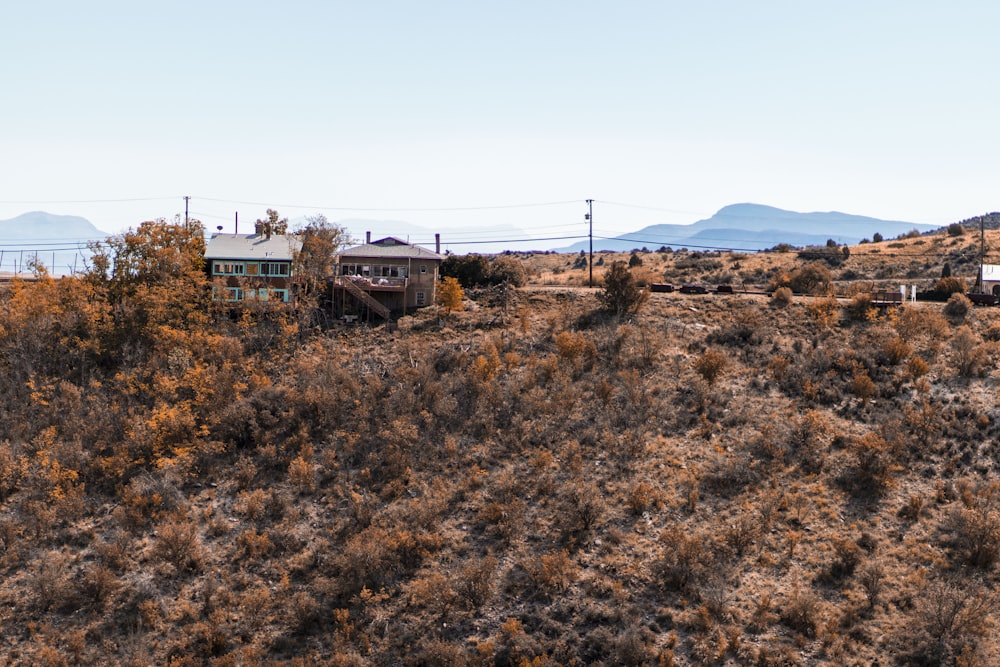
<box><xmin>333</xmin><ymin>235</ymin><xmax>443</xmax><ymax>319</ymax></box>
<box><xmin>205</xmin><ymin>225</ymin><xmax>302</xmax><ymax>303</ymax></box>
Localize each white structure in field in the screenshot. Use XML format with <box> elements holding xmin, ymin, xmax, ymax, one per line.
<box><xmin>980</xmin><ymin>264</ymin><xmax>1000</xmax><ymax>297</ymax></box>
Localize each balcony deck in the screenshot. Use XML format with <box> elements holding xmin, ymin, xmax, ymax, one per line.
<box><xmin>334</xmin><ymin>276</ymin><xmax>406</xmax><ymax>292</ymax></box>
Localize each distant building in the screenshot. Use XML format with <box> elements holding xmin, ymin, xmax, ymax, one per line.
<box><xmin>333</xmin><ymin>234</ymin><xmax>443</xmax><ymax>319</ymax></box>
<box><xmin>980</xmin><ymin>264</ymin><xmax>1000</xmax><ymax>298</ymax></box>
<box><xmin>204</xmin><ymin>222</ymin><xmax>302</xmax><ymax>303</ymax></box>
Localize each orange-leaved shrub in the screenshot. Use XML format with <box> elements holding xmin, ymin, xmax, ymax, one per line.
<box><xmin>693</xmin><ymin>349</ymin><xmax>727</xmax><ymax>386</ymax></box>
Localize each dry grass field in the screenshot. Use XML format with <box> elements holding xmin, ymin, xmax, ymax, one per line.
<box><xmin>519</xmin><ymin>226</ymin><xmax>985</xmax><ymax>296</ymax></box>
<box><xmin>1</xmin><ymin>223</ymin><xmax>1000</xmax><ymax>665</ymax></box>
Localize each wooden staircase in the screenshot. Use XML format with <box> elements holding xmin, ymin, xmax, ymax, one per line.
<box><xmin>338</xmin><ymin>277</ymin><xmax>391</xmax><ymax>320</ymax></box>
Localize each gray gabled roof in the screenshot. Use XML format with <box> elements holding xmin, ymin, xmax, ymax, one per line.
<box><xmin>339</xmin><ymin>237</ymin><xmax>442</xmax><ymax>261</ymax></box>
<box><xmin>204</xmin><ymin>233</ymin><xmax>301</xmax><ymax>262</ymax></box>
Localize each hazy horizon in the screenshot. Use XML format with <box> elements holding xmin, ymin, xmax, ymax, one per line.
<box><xmin>3</xmin><ymin>2</ymin><xmax>999</xmax><ymax>247</ymax></box>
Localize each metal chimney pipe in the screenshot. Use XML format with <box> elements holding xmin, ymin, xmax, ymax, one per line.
<box><xmin>366</xmin><ymin>231</ymin><xmax>371</xmax><ymax>244</ymax></box>
<box><xmin>435</xmin><ymin>233</ymin><xmax>440</xmax><ymax>254</ymax></box>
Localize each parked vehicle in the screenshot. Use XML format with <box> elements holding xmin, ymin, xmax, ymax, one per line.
<box><xmin>966</xmin><ymin>292</ymin><xmax>998</xmax><ymax>306</ymax></box>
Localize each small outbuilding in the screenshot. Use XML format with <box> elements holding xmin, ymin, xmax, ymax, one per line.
<box><xmin>980</xmin><ymin>264</ymin><xmax>1000</xmax><ymax>298</ymax></box>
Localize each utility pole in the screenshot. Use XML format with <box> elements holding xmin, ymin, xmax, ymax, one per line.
<box><xmin>586</xmin><ymin>199</ymin><xmax>594</xmax><ymax>287</ymax></box>
<box><xmin>979</xmin><ymin>215</ymin><xmax>986</xmax><ymax>293</ymax></box>
<box><xmin>184</xmin><ymin>195</ymin><xmax>191</xmax><ymax>227</ymax></box>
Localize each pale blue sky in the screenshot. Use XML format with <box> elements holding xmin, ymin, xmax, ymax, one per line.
<box><xmin>3</xmin><ymin>1</ymin><xmax>999</xmax><ymax>250</ymax></box>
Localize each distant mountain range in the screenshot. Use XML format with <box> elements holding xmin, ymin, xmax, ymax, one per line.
<box><xmin>556</xmin><ymin>203</ymin><xmax>938</xmax><ymax>253</ymax></box>
<box><xmin>0</xmin><ymin>211</ymin><xmax>108</xmax><ymax>241</ymax></box>
<box><xmin>0</xmin><ymin>212</ymin><xmax>109</xmax><ymax>275</ymax></box>
<box><xmin>0</xmin><ymin>205</ymin><xmax>950</xmax><ymax>274</ymax></box>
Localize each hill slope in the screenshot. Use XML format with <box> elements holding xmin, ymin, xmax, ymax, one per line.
<box><xmin>1</xmin><ymin>226</ymin><xmax>999</xmax><ymax>664</ymax></box>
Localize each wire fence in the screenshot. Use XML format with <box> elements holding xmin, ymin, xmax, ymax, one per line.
<box><xmin>0</xmin><ymin>249</ymin><xmax>92</xmax><ymax>277</ymax></box>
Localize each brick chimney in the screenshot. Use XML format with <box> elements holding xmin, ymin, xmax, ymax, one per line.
<box><xmin>366</xmin><ymin>231</ymin><xmax>371</xmax><ymax>244</ymax></box>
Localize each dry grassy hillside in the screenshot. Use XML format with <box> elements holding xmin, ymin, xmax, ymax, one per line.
<box><xmin>519</xmin><ymin>226</ymin><xmax>989</xmax><ymax>294</ymax></box>
<box><xmin>2</xmin><ymin>224</ymin><xmax>1000</xmax><ymax>665</ymax></box>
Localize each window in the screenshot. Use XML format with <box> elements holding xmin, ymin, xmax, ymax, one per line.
<box><xmin>245</xmin><ymin>263</ymin><xmax>259</xmax><ymax>276</ymax></box>
<box><xmin>260</xmin><ymin>262</ymin><xmax>290</xmax><ymax>276</ymax></box>
<box><xmin>342</xmin><ymin>263</ymin><xmax>408</xmax><ymax>278</ymax></box>
<box><xmin>212</xmin><ymin>286</ymin><xmax>288</xmax><ymax>303</ymax></box>
<box><xmin>416</xmin><ymin>291</ymin><xmax>425</xmax><ymax>306</ymax></box>
<box><xmin>215</xmin><ymin>287</ymin><xmax>242</xmax><ymax>301</ymax></box>
<box><xmin>254</xmin><ymin>288</ymin><xmax>290</xmax><ymax>302</ymax></box>
<box><xmin>420</xmin><ymin>265</ymin><xmax>427</xmax><ymax>274</ymax></box>
<box><xmin>213</xmin><ymin>262</ymin><xmax>245</xmax><ymax>276</ymax></box>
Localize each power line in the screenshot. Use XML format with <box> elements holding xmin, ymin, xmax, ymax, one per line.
<box><xmin>591</xmin><ymin>235</ymin><xmax>761</xmax><ymax>252</ymax></box>
<box><xmin>0</xmin><ymin>241</ymin><xmax>97</xmax><ymax>249</ymax></box>
<box><xmin>589</xmin><ymin>233</ymin><xmax>985</xmax><ymax>259</ymax></box>
<box><xmin>584</xmin><ymin>227</ymin><xmax>966</xmax><ymax>255</ymax></box>
<box><xmin>1</xmin><ymin>193</ymin><xmax>971</xmax><ymax>256</ymax></box>
<box><xmin>0</xmin><ymin>234</ymin><xmax>951</xmax><ymax>260</ymax></box>
<box><xmin>402</xmin><ymin>226</ymin><xmax>585</xmax><ymax>242</ymax></box>
<box><xmin>194</xmin><ymin>196</ymin><xmax>582</xmax><ymax>213</ymax></box>
<box><xmin>0</xmin><ymin>193</ymin><xmax>956</xmax><ymax>230</ymax></box>
<box><xmin>0</xmin><ymin>196</ymin><xmax>178</xmax><ymax>204</ymax></box>
<box><xmin>436</xmin><ymin>235</ymin><xmax>588</xmax><ymax>246</ymax></box>
<box><xmin>189</xmin><ymin>210</ymin><xmax>235</xmax><ymax>222</ymax></box>
<box><xmin>597</xmin><ymin>200</ymin><xmax>705</xmax><ymax>215</ymax></box>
